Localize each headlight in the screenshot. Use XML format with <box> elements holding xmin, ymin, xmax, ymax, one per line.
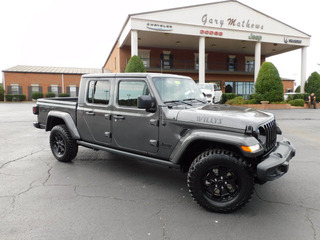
<box><xmin>241</xmin><ymin>144</ymin><xmax>261</xmax><ymax>153</ymax></box>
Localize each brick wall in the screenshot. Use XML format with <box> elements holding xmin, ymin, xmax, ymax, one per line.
<box><xmin>4</xmin><ymin>72</ymin><xmax>81</xmax><ymax>100</ymax></box>
<box><xmin>282</xmin><ymin>80</ymin><xmax>295</xmax><ymax>93</ymax></box>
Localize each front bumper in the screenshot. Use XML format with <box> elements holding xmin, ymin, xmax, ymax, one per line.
<box><xmin>257</xmin><ymin>139</ymin><xmax>296</xmax><ymax>181</ymax></box>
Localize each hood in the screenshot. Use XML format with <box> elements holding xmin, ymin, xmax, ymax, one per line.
<box><xmin>176</xmin><ymin>104</ymin><xmax>274</xmax><ymax>131</ymax></box>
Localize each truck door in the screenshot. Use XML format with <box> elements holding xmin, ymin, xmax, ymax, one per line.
<box><xmin>112</xmin><ymin>79</ymin><xmax>159</xmax><ymax>154</ymax></box>
<box><xmin>77</xmin><ymin>79</ymin><xmax>112</xmax><ymax>146</ymax></box>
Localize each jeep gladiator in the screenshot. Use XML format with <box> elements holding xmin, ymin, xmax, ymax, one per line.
<box><xmin>33</xmin><ymin>73</ymin><xmax>295</xmax><ymax>213</ymax></box>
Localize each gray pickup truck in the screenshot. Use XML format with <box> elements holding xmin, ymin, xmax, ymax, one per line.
<box><xmin>33</xmin><ymin>73</ymin><xmax>295</xmax><ymax>213</ymax></box>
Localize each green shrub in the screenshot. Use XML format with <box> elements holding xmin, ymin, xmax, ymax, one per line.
<box><xmin>58</xmin><ymin>93</ymin><xmax>70</xmax><ymax>97</ymax></box>
<box><xmin>226</xmin><ymin>96</ymin><xmax>246</xmax><ymax>105</ymax></box>
<box><xmin>5</xmin><ymin>94</ymin><xmax>26</xmax><ymax>101</ymax></box>
<box><xmin>221</xmin><ymin>93</ymin><xmax>237</xmax><ymax>104</ymax></box>
<box><xmin>295</xmin><ymin>86</ymin><xmax>301</xmax><ymax>93</ymax></box>
<box><xmin>255</xmin><ymin>62</ymin><xmax>284</xmax><ymax>102</ymax></box>
<box><xmin>31</xmin><ymin>92</ymin><xmax>43</xmax><ymax>100</ymax></box>
<box><xmin>0</xmin><ymin>83</ymin><xmax>4</xmax><ymax>101</ymax></box>
<box><xmin>289</xmin><ymin>99</ymin><xmax>305</xmax><ymax>107</ymax></box>
<box><xmin>271</xmin><ymin>101</ymin><xmax>287</xmax><ymax>104</ymax></box>
<box><xmin>248</xmin><ymin>99</ymin><xmax>258</xmax><ymax>104</ymax></box>
<box><xmin>46</xmin><ymin>92</ymin><xmax>56</xmax><ymax>98</ymax></box>
<box><xmin>305</xmin><ymin>72</ymin><xmax>320</xmax><ymax>99</ymax></box>
<box><xmin>125</xmin><ymin>55</ymin><xmax>146</xmax><ymax>73</ymax></box>
<box><xmin>287</xmin><ymin>93</ymin><xmax>309</xmax><ymax>101</ymax></box>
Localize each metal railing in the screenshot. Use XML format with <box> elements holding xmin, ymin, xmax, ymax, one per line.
<box><xmin>131</xmin><ymin>58</ymin><xmax>255</xmax><ymax>74</ymax></box>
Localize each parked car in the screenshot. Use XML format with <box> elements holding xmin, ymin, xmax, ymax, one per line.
<box><xmin>198</xmin><ymin>83</ymin><xmax>222</xmax><ymax>103</ymax></box>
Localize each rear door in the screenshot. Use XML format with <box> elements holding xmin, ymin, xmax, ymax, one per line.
<box><xmin>77</xmin><ymin>78</ymin><xmax>113</xmax><ymax>146</ymax></box>
<box><xmin>112</xmin><ymin>78</ymin><xmax>159</xmax><ymax>154</ymax></box>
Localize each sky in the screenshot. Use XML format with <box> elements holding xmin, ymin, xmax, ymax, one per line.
<box><xmin>0</xmin><ymin>0</ymin><xmax>319</xmax><ymax>87</ymax></box>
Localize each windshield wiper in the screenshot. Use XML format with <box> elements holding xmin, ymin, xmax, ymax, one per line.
<box><xmin>183</xmin><ymin>98</ymin><xmax>207</xmax><ymax>104</ymax></box>
<box><xmin>164</xmin><ymin>100</ymin><xmax>192</xmax><ymax>106</ymax></box>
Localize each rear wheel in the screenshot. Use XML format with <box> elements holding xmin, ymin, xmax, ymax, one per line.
<box><xmin>50</xmin><ymin>124</ymin><xmax>78</xmax><ymax>162</ymax></box>
<box><xmin>187</xmin><ymin>149</ymin><xmax>254</xmax><ymax>213</ymax></box>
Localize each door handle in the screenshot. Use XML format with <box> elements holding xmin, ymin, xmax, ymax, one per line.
<box><xmin>114</xmin><ymin>115</ymin><xmax>125</xmax><ymax>120</ymax></box>
<box><xmin>85</xmin><ymin>111</ymin><xmax>95</xmax><ymax>116</ymax></box>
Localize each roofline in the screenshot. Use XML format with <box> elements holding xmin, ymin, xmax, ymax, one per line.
<box><xmin>3</xmin><ymin>65</ymin><xmax>103</xmax><ymax>75</ymax></box>
<box><xmin>102</xmin><ymin>0</ymin><xmax>311</xmax><ymax>68</ymax></box>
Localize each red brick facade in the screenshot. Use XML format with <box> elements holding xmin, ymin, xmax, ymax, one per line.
<box><xmin>4</xmin><ymin>72</ymin><xmax>82</xmax><ymax>100</ymax></box>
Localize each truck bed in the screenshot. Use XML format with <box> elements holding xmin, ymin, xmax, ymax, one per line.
<box><xmin>36</xmin><ymin>97</ymin><xmax>78</xmax><ymax>127</ymax></box>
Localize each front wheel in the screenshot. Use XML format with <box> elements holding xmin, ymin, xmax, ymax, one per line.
<box><xmin>50</xmin><ymin>124</ymin><xmax>78</xmax><ymax>162</ymax></box>
<box><xmin>187</xmin><ymin>149</ymin><xmax>254</xmax><ymax>213</ymax></box>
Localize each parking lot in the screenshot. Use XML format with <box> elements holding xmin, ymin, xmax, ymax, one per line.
<box><xmin>0</xmin><ymin>102</ymin><xmax>319</xmax><ymax>240</ymax></box>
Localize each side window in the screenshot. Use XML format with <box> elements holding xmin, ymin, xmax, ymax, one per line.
<box><xmin>118</xmin><ymin>81</ymin><xmax>149</xmax><ymax>107</ymax></box>
<box><xmin>87</xmin><ymin>80</ymin><xmax>110</xmax><ymax>105</ymax></box>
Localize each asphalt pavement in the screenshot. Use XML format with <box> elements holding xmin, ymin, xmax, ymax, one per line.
<box><xmin>0</xmin><ymin>102</ymin><xmax>319</xmax><ymax>240</ymax></box>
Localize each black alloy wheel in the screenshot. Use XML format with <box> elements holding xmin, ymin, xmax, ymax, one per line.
<box><xmin>187</xmin><ymin>149</ymin><xmax>254</xmax><ymax>213</ymax></box>
<box><xmin>50</xmin><ymin>124</ymin><xmax>78</xmax><ymax>162</ymax></box>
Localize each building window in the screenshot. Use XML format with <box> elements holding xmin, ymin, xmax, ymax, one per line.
<box><xmin>194</xmin><ymin>53</ymin><xmax>208</xmax><ymax>70</ymax></box>
<box><xmin>138</xmin><ymin>49</ymin><xmax>151</xmax><ymax>68</ymax></box>
<box><xmin>225</xmin><ymin>81</ymin><xmax>254</xmax><ymax>99</ymax></box>
<box><xmin>161</xmin><ymin>51</ymin><xmax>173</xmax><ymax>69</ymax></box>
<box><xmin>11</xmin><ymin>84</ymin><xmax>20</xmax><ymax>95</ymax></box>
<box><xmin>245</xmin><ymin>57</ymin><xmax>254</xmax><ymax>72</ymax></box>
<box><xmin>31</xmin><ymin>84</ymin><xmax>40</xmax><ymax>93</ymax></box>
<box><xmin>118</xmin><ymin>80</ymin><xmax>149</xmax><ymax>107</ymax></box>
<box><xmin>69</xmin><ymin>85</ymin><xmax>77</xmax><ymax>97</ymax></box>
<box><xmin>51</xmin><ymin>85</ymin><xmax>59</xmax><ymax>96</ymax></box>
<box><xmin>227</xmin><ymin>55</ymin><xmax>237</xmax><ymax>71</ymax></box>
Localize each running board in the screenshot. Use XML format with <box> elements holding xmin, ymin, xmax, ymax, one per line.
<box><xmin>77</xmin><ymin>140</ymin><xmax>180</xmax><ymax>169</ymax></box>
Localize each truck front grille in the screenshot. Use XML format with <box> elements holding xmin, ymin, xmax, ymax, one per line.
<box><xmin>258</xmin><ymin>119</ymin><xmax>277</xmax><ymax>152</ymax></box>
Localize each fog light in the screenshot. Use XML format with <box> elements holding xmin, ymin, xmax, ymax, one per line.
<box><xmin>241</xmin><ymin>144</ymin><xmax>260</xmax><ymax>153</ymax></box>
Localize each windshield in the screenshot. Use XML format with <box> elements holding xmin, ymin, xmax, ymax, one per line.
<box><xmin>198</xmin><ymin>83</ymin><xmax>213</xmax><ymax>90</ymax></box>
<box><xmin>152</xmin><ymin>77</ymin><xmax>205</xmax><ymax>103</ymax></box>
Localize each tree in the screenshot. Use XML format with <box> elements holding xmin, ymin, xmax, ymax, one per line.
<box><xmin>0</xmin><ymin>83</ymin><xmax>4</xmax><ymax>101</ymax></box>
<box><xmin>125</xmin><ymin>55</ymin><xmax>146</xmax><ymax>73</ymax></box>
<box><xmin>305</xmin><ymin>71</ymin><xmax>320</xmax><ymax>98</ymax></box>
<box><xmin>253</xmin><ymin>62</ymin><xmax>284</xmax><ymax>102</ymax></box>
<box><xmin>295</xmin><ymin>86</ymin><xmax>301</xmax><ymax>93</ymax></box>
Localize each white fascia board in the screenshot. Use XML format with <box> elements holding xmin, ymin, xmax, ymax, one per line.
<box><xmin>119</xmin><ymin>19</ymin><xmax>132</xmax><ymax>47</ymax></box>
<box><xmin>131</xmin><ymin>17</ymin><xmax>310</xmax><ymax>47</ymax></box>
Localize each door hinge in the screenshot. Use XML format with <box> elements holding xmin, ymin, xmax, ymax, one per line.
<box><xmin>150</xmin><ymin>119</ymin><xmax>159</xmax><ymax>126</ymax></box>
<box><xmin>149</xmin><ymin>139</ymin><xmax>158</xmax><ymax>147</ymax></box>
<box><xmin>104</xmin><ymin>132</ymin><xmax>112</xmax><ymax>138</ymax></box>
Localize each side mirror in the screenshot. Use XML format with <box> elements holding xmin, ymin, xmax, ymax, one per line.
<box><xmin>137</xmin><ymin>95</ymin><xmax>155</xmax><ymax>111</ymax></box>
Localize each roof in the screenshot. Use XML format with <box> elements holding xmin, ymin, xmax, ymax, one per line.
<box><xmin>3</xmin><ymin>65</ymin><xmax>105</xmax><ymax>74</ymax></box>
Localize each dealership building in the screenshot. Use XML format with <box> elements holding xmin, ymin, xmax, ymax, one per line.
<box><xmin>3</xmin><ymin>0</ymin><xmax>310</xmax><ymax>100</ymax></box>
<box><xmin>103</xmin><ymin>0</ymin><xmax>310</xmax><ymax>97</ymax></box>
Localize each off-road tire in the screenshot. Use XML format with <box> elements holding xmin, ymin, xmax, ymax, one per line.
<box><xmin>187</xmin><ymin>149</ymin><xmax>254</xmax><ymax>213</ymax></box>
<box><xmin>50</xmin><ymin>124</ymin><xmax>78</xmax><ymax>162</ymax></box>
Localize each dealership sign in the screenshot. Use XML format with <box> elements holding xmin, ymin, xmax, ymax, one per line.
<box><xmin>200</xmin><ymin>30</ymin><xmax>223</xmax><ymax>36</ymax></box>
<box><xmin>147</xmin><ymin>23</ymin><xmax>173</xmax><ymax>31</ymax></box>
<box><xmin>284</xmin><ymin>37</ymin><xmax>302</xmax><ymax>44</ymax></box>
<box><xmin>202</xmin><ymin>14</ymin><xmax>264</xmax><ymax>30</ymax></box>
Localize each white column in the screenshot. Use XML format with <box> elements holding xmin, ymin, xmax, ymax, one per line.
<box><xmin>2</xmin><ymin>72</ymin><xmax>6</xmax><ymax>102</ymax></box>
<box><xmin>254</xmin><ymin>42</ymin><xmax>261</xmax><ymax>83</ymax></box>
<box><xmin>199</xmin><ymin>36</ymin><xmax>205</xmax><ymax>84</ymax></box>
<box><xmin>61</xmin><ymin>74</ymin><xmax>65</xmax><ymax>93</ymax></box>
<box><xmin>131</xmin><ymin>30</ymin><xmax>138</xmax><ymax>57</ymax></box>
<box><xmin>300</xmin><ymin>47</ymin><xmax>307</xmax><ymax>93</ymax></box>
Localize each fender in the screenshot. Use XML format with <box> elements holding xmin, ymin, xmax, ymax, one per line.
<box><xmin>46</xmin><ymin>111</ymin><xmax>81</xmax><ymax>140</ymax></box>
<box><xmin>170</xmin><ymin>129</ymin><xmax>262</xmax><ymax>164</ymax></box>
